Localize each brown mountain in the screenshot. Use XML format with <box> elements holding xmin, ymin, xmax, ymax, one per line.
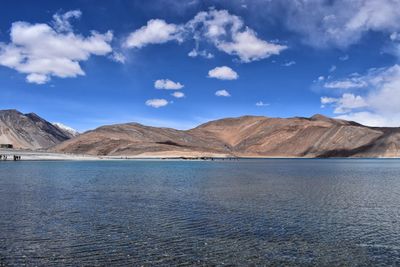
<box><xmin>54</xmin><ymin>115</ymin><xmax>400</xmax><ymax>158</ymax></box>
<box><xmin>0</xmin><ymin>109</ymin><xmax>73</xmax><ymax>149</ymax></box>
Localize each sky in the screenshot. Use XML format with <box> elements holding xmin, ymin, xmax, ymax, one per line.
<box><xmin>1</xmin><ymin>0</ymin><xmax>400</xmax><ymax>132</ymax></box>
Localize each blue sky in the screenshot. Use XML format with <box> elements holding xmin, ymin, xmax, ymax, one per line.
<box><xmin>1</xmin><ymin>0</ymin><xmax>400</xmax><ymax>131</ymax></box>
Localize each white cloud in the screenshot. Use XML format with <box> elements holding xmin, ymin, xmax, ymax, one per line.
<box><xmin>26</xmin><ymin>73</ymin><xmax>50</xmax><ymax>84</ymax></box>
<box><xmin>125</xmin><ymin>9</ymin><xmax>286</xmax><ymax>62</ymax></box>
<box><xmin>339</xmin><ymin>55</ymin><xmax>349</xmax><ymax>61</ymax></box>
<box><xmin>171</xmin><ymin>91</ymin><xmax>185</xmax><ymax>98</ymax></box>
<box><xmin>208</xmin><ymin>66</ymin><xmax>238</xmax><ymax>80</ymax></box>
<box><xmin>145</xmin><ymin>98</ymin><xmax>169</xmax><ymax>108</ymax></box>
<box><xmin>124</xmin><ymin>19</ymin><xmax>182</xmax><ymax>49</ymax></box>
<box><xmin>321</xmin><ymin>64</ymin><xmax>400</xmax><ymax>126</ymax></box>
<box><xmin>282</xmin><ymin>0</ymin><xmax>400</xmax><ymax>48</ymax></box>
<box><xmin>334</xmin><ymin>94</ymin><xmax>367</xmax><ymax>114</ymax></box>
<box><xmin>329</xmin><ymin>65</ymin><xmax>337</xmax><ymax>73</ymax></box>
<box><xmin>154</xmin><ymin>79</ymin><xmax>184</xmax><ymax>90</ymax></box>
<box><xmin>320</xmin><ymin>96</ymin><xmax>337</xmax><ymax>105</ymax></box>
<box><xmin>324</xmin><ymin>79</ymin><xmax>368</xmax><ymax>89</ymax></box>
<box><xmin>321</xmin><ymin>94</ymin><xmax>367</xmax><ymax>113</ymax></box>
<box><xmin>0</xmin><ymin>11</ymin><xmax>113</xmax><ymax>84</ymax></box>
<box><xmin>217</xmin><ymin>28</ymin><xmax>286</xmax><ymax>62</ymax></box>
<box><xmin>282</xmin><ymin>61</ymin><xmax>296</xmax><ymax>67</ymax></box>
<box><xmin>256</xmin><ymin>101</ymin><xmax>269</xmax><ymax>107</ymax></box>
<box><xmin>215</xmin><ymin>89</ymin><xmax>231</xmax><ymax>97</ymax></box>
<box><xmin>187</xmin><ymin>9</ymin><xmax>287</xmax><ymax>62</ymax></box>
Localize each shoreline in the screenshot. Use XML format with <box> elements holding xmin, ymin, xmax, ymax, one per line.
<box><xmin>2</xmin><ymin>149</ymin><xmax>400</xmax><ymax>161</ymax></box>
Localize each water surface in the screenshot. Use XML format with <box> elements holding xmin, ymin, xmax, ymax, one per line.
<box><xmin>0</xmin><ymin>159</ymin><xmax>399</xmax><ymax>266</ymax></box>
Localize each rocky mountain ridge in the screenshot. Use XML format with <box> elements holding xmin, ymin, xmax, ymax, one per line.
<box><xmin>54</xmin><ymin>114</ymin><xmax>400</xmax><ymax>158</ymax></box>
<box><xmin>0</xmin><ymin>109</ymin><xmax>73</xmax><ymax>149</ymax></box>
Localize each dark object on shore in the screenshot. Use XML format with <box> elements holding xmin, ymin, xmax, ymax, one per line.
<box><xmin>0</xmin><ymin>155</ymin><xmax>21</xmax><ymax>161</ymax></box>
<box><xmin>0</xmin><ymin>144</ymin><xmax>13</xmax><ymax>149</ymax></box>
<box><xmin>175</xmin><ymin>156</ymin><xmax>239</xmax><ymax>161</ymax></box>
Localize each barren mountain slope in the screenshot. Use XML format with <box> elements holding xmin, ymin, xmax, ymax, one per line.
<box><xmin>53</xmin><ymin>114</ymin><xmax>400</xmax><ymax>157</ymax></box>
<box><xmin>54</xmin><ymin>123</ymin><xmax>231</xmax><ymax>156</ymax></box>
<box><xmin>0</xmin><ymin>110</ymin><xmax>72</xmax><ymax>149</ymax></box>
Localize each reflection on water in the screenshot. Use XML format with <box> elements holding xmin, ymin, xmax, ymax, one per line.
<box><xmin>0</xmin><ymin>159</ymin><xmax>399</xmax><ymax>266</ymax></box>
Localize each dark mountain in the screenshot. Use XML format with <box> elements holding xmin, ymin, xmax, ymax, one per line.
<box><xmin>0</xmin><ymin>109</ymin><xmax>72</xmax><ymax>149</ymax></box>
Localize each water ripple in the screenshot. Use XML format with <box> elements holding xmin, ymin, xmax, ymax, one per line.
<box><xmin>0</xmin><ymin>159</ymin><xmax>400</xmax><ymax>266</ymax></box>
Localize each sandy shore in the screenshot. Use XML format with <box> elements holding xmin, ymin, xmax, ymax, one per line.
<box><xmin>0</xmin><ymin>149</ymin><xmax>235</xmax><ymax>161</ymax></box>
<box><xmin>0</xmin><ymin>149</ymin><xmax>102</xmax><ymax>161</ymax></box>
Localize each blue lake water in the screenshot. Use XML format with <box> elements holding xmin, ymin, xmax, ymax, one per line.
<box><xmin>0</xmin><ymin>159</ymin><xmax>399</xmax><ymax>266</ymax></box>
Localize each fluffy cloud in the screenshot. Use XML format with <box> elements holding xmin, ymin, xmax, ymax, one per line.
<box><xmin>321</xmin><ymin>64</ymin><xmax>400</xmax><ymax>126</ymax></box>
<box><xmin>145</xmin><ymin>98</ymin><xmax>169</xmax><ymax>108</ymax></box>
<box><xmin>154</xmin><ymin>79</ymin><xmax>184</xmax><ymax>90</ymax></box>
<box><xmin>215</xmin><ymin>89</ymin><xmax>231</xmax><ymax>97</ymax></box>
<box><xmin>208</xmin><ymin>66</ymin><xmax>238</xmax><ymax>80</ymax></box>
<box><xmin>26</xmin><ymin>73</ymin><xmax>50</xmax><ymax>84</ymax></box>
<box><xmin>281</xmin><ymin>0</ymin><xmax>400</xmax><ymax>48</ymax></box>
<box><xmin>187</xmin><ymin>9</ymin><xmax>287</xmax><ymax>62</ymax></box>
<box><xmin>171</xmin><ymin>91</ymin><xmax>185</xmax><ymax>98</ymax></box>
<box><xmin>0</xmin><ymin>10</ymin><xmax>113</xmax><ymax>84</ymax></box>
<box><xmin>124</xmin><ymin>19</ymin><xmax>183</xmax><ymax>48</ymax></box>
<box><xmin>124</xmin><ymin>9</ymin><xmax>286</xmax><ymax>62</ymax></box>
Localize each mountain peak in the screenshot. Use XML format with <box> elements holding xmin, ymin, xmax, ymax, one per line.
<box><xmin>53</xmin><ymin>122</ymin><xmax>79</xmax><ymax>137</ymax></box>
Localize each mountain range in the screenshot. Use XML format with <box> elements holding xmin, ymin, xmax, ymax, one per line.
<box><xmin>2</xmin><ymin>109</ymin><xmax>400</xmax><ymax>157</ymax></box>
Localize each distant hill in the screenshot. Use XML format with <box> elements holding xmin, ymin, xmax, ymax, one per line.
<box><xmin>53</xmin><ymin>114</ymin><xmax>400</xmax><ymax>158</ymax></box>
<box><xmin>0</xmin><ymin>109</ymin><xmax>73</xmax><ymax>149</ymax></box>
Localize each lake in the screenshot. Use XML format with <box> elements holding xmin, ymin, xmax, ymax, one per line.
<box><xmin>0</xmin><ymin>159</ymin><xmax>399</xmax><ymax>266</ymax></box>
